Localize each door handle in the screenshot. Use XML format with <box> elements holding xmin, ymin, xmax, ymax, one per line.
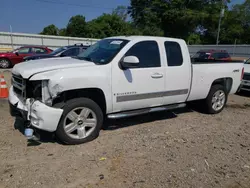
<box><xmin>151</xmin><ymin>73</ymin><xmax>163</xmax><ymax>78</ymax></box>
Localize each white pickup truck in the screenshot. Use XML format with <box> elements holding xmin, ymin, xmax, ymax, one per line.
<box><xmin>9</xmin><ymin>36</ymin><xmax>244</xmax><ymax>145</ymax></box>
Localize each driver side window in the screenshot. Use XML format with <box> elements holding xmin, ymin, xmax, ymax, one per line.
<box><xmin>18</xmin><ymin>47</ymin><xmax>31</xmax><ymax>54</ymax></box>
<box><xmin>125</xmin><ymin>41</ymin><xmax>161</xmax><ymax>68</ymax></box>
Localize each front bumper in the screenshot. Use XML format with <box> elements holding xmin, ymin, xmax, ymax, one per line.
<box><xmin>239</xmin><ymin>80</ymin><xmax>250</xmax><ymax>92</ymax></box>
<box><xmin>9</xmin><ymin>86</ymin><xmax>63</xmax><ymax>132</ymax></box>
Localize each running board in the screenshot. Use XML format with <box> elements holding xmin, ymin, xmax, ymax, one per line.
<box><xmin>107</xmin><ymin>103</ymin><xmax>186</xmax><ymax>119</ymax></box>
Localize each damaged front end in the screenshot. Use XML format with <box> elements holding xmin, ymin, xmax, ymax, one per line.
<box><xmin>9</xmin><ymin>74</ymin><xmax>63</xmax><ymax>141</ymax></box>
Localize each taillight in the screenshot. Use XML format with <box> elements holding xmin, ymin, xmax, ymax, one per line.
<box><xmin>241</xmin><ymin>67</ymin><xmax>244</xmax><ymax>80</ymax></box>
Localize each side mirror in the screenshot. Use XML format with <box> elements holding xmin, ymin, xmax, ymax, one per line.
<box><xmin>60</xmin><ymin>53</ymin><xmax>66</xmax><ymax>57</ymax></box>
<box><xmin>120</xmin><ymin>56</ymin><xmax>139</xmax><ymax>69</ymax></box>
<box><xmin>15</xmin><ymin>52</ymin><xmax>19</xmax><ymax>56</ymax></box>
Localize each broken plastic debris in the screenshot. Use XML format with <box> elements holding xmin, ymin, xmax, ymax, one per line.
<box><xmin>243</xmin><ymin>165</ymin><xmax>250</xmax><ymax>169</ymax></box>
<box><xmin>99</xmin><ymin>174</ymin><xmax>104</xmax><ymax>180</ymax></box>
<box><xmin>190</xmin><ymin>168</ymin><xmax>195</xmax><ymax>172</ymax></box>
<box><xmin>99</xmin><ymin>157</ymin><xmax>107</xmax><ymax>161</ymax></box>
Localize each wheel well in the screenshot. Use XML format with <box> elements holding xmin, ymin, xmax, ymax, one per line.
<box><xmin>0</xmin><ymin>57</ymin><xmax>10</xmax><ymax>61</ymax></box>
<box><xmin>52</xmin><ymin>88</ymin><xmax>107</xmax><ymax>113</ymax></box>
<box><xmin>211</xmin><ymin>77</ymin><xmax>233</xmax><ymax>94</ymax></box>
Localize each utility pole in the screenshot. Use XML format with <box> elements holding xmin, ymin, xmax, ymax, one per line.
<box><xmin>10</xmin><ymin>25</ymin><xmax>14</xmax><ymax>50</ymax></box>
<box><xmin>216</xmin><ymin>0</ymin><xmax>225</xmax><ymax>45</ymax></box>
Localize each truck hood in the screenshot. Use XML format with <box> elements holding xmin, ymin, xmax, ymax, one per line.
<box><xmin>12</xmin><ymin>57</ymin><xmax>96</xmax><ymax>78</ymax></box>
<box><xmin>244</xmin><ymin>63</ymin><xmax>250</xmax><ymax>73</ymax></box>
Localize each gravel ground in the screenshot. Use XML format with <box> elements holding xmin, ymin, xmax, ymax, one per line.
<box><xmin>0</xmin><ymin>70</ymin><xmax>250</xmax><ymax>188</ymax></box>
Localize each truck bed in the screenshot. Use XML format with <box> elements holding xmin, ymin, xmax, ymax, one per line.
<box><xmin>187</xmin><ymin>59</ymin><xmax>243</xmax><ymax>101</ymax></box>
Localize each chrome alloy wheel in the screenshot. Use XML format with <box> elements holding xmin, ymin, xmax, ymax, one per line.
<box><xmin>0</xmin><ymin>59</ymin><xmax>9</xmax><ymax>68</ymax></box>
<box><xmin>211</xmin><ymin>90</ymin><xmax>226</xmax><ymax>111</ymax></box>
<box><xmin>63</xmin><ymin>107</ymin><xmax>97</xmax><ymax>139</ymax></box>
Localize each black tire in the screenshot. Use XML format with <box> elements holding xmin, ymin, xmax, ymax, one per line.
<box><xmin>204</xmin><ymin>84</ymin><xmax>228</xmax><ymax>114</ymax></box>
<box><xmin>56</xmin><ymin>98</ymin><xmax>103</xmax><ymax>145</ymax></box>
<box><xmin>0</xmin><ymin>58</ymin><xmax>11</xmax><ymax>68</ymax></box>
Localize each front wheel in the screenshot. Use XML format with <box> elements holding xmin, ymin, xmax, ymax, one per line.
<box><xmin>204</xmin><ymin>84</ymin><xmax>228</xmax><ymax>114</ymax></box>
<box><xmin>0</xmin><ymin>58</ymin><xmax>11</xmax><ymax>68</ymax></box>
<box><xmin>56</xmin><ymin>98</ymin><xmax>103</xmax><ymax>145</ymax></box>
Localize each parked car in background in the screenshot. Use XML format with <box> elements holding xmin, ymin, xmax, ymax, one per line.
<box><xmin>193</xmin><ymin>49</ymin><xmax>232</xmax><ymax>61</ymax></box>
<box><xmin>23</xmin><ymin>44</ymin><xmax>90</xmax><ymax>62</ymax></box>
<box><xmin>238</xmin><ymin>58</ymin><xmax>250</xmax><ymax>92</ymax></box>
<box><xmin>0</xmin><ymin>46</ymin><xmax>53</xmax><ymax>68</ymax></box>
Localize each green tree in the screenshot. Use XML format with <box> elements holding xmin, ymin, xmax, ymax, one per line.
<box><xmin>66</xmin><ymin>15</ymin><xmax>88</xmax><ymax>37</ymax></box>
<box><xmin>112</xmin><ymin>6</ymin><xmax>129</xmax><ymax>21</ymax></box>
<box><xmin>40</xmin><ymin>24</ymin><xmax>59</xmax><ymax>35</ymax></box>
<box><xmin>59</xmin><ymin>28</ymin><xmax>67</xmax><ymax>36</ymax></box>
<box><xmin>218</xmin><ymin>0</ymin><xmax>250</xmax><ymax>44</ymax></box>
<box><xmin>129</xmin><ymin>0</ymin><xmax>164</xmax><ymax>36</ymax></box>
<box><xmin>187</xmin><ymin>33</ymin><xmax>201</xmax><ymax>45</ymax></box>
<box><xmin>86</xmin><ymin>13</ymin><xmax>141</xmax><ymax>38</ymax></box>
<box><xmin>129</xmin><ymin>0</ymin><xmax>231</xmax><ymax>43</ymax></box>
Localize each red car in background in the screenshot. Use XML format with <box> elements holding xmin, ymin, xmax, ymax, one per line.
<box><xmin>192</xmin><ymin>49</ymin><xmax>232</xmax><ymax>61</ymax></box>
<box><xmin>0</xmin><ymin>46</ymin><xmax>53</xmax><ymax>68</ymax></box>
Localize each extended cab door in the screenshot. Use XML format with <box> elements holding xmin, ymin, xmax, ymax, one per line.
<box><xmin>111</xmin><ymin>40</ymin><xmax>165</xmax><ymax>112</ymax></box>
<box><xmin>162</xmin><ymin>40</ymin><xmax>191</xmax><ymax>105</ymax></box>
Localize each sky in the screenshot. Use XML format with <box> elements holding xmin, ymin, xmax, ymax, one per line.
<box><xmin>0</xmin><ymin>0</ymin><xmax>245</xmax><ymax>34</ymax></box>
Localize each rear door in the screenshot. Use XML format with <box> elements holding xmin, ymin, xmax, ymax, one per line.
<box><xmin>162</xmin><ymin>40</ymin><xmax>191</xmax><ymax>105</ymax></box>
<box><xmin>111</xmin><ymin>40</ymin><xmax>165</xmax><ymax>112</ymax></box>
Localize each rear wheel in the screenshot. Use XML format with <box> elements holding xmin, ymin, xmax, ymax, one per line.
<box><xmin>0</xmin><ymin>58</ymin><xmax>11</xmax><ymax>68</ymax></box>
<box><xmin>204</xmin><ymin>84</ymin><xmax>227</xmax><ymax>114</ymax></box>
<box><xmin>56</xmin><ymin>98</ymin><xmax>103</xmax><ymax>145</ymax></box>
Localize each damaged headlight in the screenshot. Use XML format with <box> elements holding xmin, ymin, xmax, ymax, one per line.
<box><xmin>41</xmin><ymin>80</ymin><xmax>53</xmax><ymax>106</ymax></box>
<box><xmin>26</xmin><ymin>80</ymin><xmax>54</xmax><ymax>106</ymax></box>
<box><xmin>26</xmin><ymin>80</ymin><xmax>42</xmax><ymax>100</ymax></box>
<box><xmin>49</xmin><ymin>84</ymin><xmax>63</xmax><ymax>98</ymax></box>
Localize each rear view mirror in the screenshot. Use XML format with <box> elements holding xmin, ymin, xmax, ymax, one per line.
<box><xmin>120</xmin><ymin>56</ymin><xmax>139</xmax><ymax>70</ymax></box>
<box><xmin>15</xmin><ymin>52</ymin><xmax>19</xmax><ymax>56</ymax></box>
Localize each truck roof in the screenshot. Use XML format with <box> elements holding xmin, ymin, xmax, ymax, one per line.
<box><xmin>106</xmin><ymin>36</ymin><xmax>185</xmax><ymax>43</ymax></box>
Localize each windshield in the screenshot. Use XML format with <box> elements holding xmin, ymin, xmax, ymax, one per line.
<box><xmin>50</xmin><ymin>47</ymin><xmax>68</xmax><ymax>55</ymax></box>
<box><xmin>77</xmin><ymin>39</ymin><xmax>129</xmax><ymax>64</ymax></box>
<box><xmin>193</xmin><ymin>52</ymin><xmax>210</xmax><ymax>59</ymax></box>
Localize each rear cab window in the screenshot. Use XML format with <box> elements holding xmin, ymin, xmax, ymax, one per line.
<box><xmin>164</xmin><ymin>41</ymin><xmax>183</xmax><ymax>66</ymax></box>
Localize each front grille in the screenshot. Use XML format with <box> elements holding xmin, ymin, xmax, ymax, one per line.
<box><xmin>12</xmin><ymin>74</ymin><xmax>26</xmax><ymax>98</ymax></box>
<box><xmin>243</xmin><ymin>73</ymin><xmax>250</xmax><ymax>81</ymax></box>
